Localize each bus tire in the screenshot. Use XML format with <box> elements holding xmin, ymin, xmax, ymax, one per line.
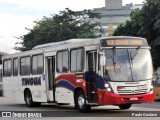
<box><xmin>24</xmin><ymin>90</ymin><xmax>41</xmax><ymax>107</ymax></box>
<box><xmin>75</xmin><ymin>90</ymin><xmax>91</xmax><ymax>113</ymax></box>
<box><xmin>25</xmin><ymin>90</ymin><xmax>34</xmax><ymax>107</ymax></box>
<box><xmin>119</xmin><ymin>104</ymin><xmax>132</xmax><ymax>109</ymax></box>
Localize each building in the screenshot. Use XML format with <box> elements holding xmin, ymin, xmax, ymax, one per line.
<box><xmin>0</xmin><ymin>51</ymin><xmax>8</xmax><ymax>96</ymax></box>
<box><xmin>92</xmin><ymin>0</ymin><xmax>143</xmax><ymax>36</ymax></box>
<box><xmin>133</xmin><ymin>4</ymin><xmax>143</xmax><ymax>9</ymax></box>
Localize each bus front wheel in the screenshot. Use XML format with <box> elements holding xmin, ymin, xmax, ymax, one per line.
<box><xmin>75</xmin><ymin>90</ymin><xmax>91</xmax><ymax>112</ymax></box>
<box><xmin>119</xmin><ymin>104</ymin><xmax>132</xmax><ymax>109</ymax></box>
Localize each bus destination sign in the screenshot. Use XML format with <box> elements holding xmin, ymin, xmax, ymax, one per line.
<box><xmin>101</xmin><ymin>38</ymin><xmax>148</xmax><ymax>47</ymax></box>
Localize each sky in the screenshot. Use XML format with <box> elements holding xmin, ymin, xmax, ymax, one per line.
<box><xmin>0</xmin><ymin>0</ymin><xmax>144</xmax><ymax>53</ymax></box>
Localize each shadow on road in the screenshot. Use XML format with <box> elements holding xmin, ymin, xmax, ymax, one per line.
<box><xmin>0</xmin><ymin>103</ymin><xmax>133</xmax><ymax>117</ymax></box>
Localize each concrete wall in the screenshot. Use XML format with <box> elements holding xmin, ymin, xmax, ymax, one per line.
<box><xmin>93</xmin><ymin>9</ymin><xmax>131</xmax><ymax>16</ymax></box>
<box><xmin>105</xmin><ymin>0</ymin><xmax>122</xmax><ymax>9</ymax></box>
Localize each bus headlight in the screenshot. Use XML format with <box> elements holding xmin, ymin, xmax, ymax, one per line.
<box><xmin>107</xmin><ymin>88</ymin><xmax>111</xmax><ymax>92</ymax></box>
<box><xmin>105</xmin><ymin>83</ymin><xmax>109</xmax><ymax>88</ymax></box>
<box><xmin>150</xmin><ymin>85</ymin><xmax>153</xmax><ymax>90</ymax></box>
<box><xmin>150</xmin><ymin>90</ymin><xmax>153</xmax><ymax>94</ymax></box>
<box><xmin>150</xmin><ymin>81</ymin><xmax>154</xmax><ymax>91</ymax></box>
<box><xmin>104</xmin><ymin>83</ymin><xmax>114</xmax><ymax>93</ymax></box>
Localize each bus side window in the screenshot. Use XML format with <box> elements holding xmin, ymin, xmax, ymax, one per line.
<box><xmin>70</xmin><ymin>48</ymin><xmax>84</xmax><ymax>72</ymax></box>
<box><xmin>13</xmin><ymin>58</ymin><xmax>18</xmax><ymax>76</ymax></box>
<box><xmin>3</xmin><ymin>59</ymin><xmax>12</xmax><ymax>77</ymax></box>
<box><xmin>57</xmin><ymin>50</ymin><xmax>69</xmax><ymax>73</ymax></box>
<box><xmin>20</xmin><ymin>57</ymin><xmax>31</xmax><ymax>76</ymax></box>
<box><xmin>32</xmin><ymin>54</ymin><xmax>44</xmax><ymax>75</ymax></box>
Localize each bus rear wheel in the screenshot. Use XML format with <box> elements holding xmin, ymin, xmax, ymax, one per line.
<box><xmin>24</xmin><ymin>90</ymin><xmax>41</xmax><ymax>107</ymax></box>
<box><xmin>25</xmin><ymin>90</ymin><xmax>34</xmax><ymax>107</ymax></box>
<box><xmin>119</xmin><ymin>104</ymin><xmax>132</xmax><ymax>109</ymax></box>
<box><xmin>75</xmin><ymin>90</ymin><xmax>91</xmax><ymax>113</ymax></box>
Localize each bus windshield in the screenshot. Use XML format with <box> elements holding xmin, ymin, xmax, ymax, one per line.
<box><xmin>104</xmin><ymin>48</ymin><xmax>153</xmax><ymax>81</ymax></box>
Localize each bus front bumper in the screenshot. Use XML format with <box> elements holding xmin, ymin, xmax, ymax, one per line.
<box><xmin>98</xmin><ymin>89</ymin><xmax>154</xmax><ymax>105</ymax></box>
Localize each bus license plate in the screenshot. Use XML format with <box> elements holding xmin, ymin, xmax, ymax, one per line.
<box><xmin>130</xmin><ymin>98</ymin><xmax>138</xmax><ymax>100</ymax></box>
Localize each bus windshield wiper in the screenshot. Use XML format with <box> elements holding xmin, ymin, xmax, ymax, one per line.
<box><xmin>131</xmin><ymin>46</ymin><xmax>140</xmax><ymax>60</ymax></box>
<box><xmin>111</xmin><ymin>55</ymin><xmax>116</xmax><ymax>72</ymax></box>
<box><xmin>111</xmin><ymin>47</ymin><xmax>116</xmax><ymax>72</ymax></box>
<box><xmin>128</xmin><ymin>50</ymin><xmax>133</xmax><ymax>67</ymax></box>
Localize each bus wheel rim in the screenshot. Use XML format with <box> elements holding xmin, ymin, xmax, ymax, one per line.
<box><xmin>26</xmin><ymin>95</ymin><xmax>31</xmax><ymax>104</ymax></box>
<box><xmin>78</xmin><ymin>95</ymin><xmax>85</xmax><ymax>109</ymax></box>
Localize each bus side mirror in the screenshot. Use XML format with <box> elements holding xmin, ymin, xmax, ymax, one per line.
<box><xmin>99</xmin><ymin>52</ymin><xmax>105</xmax><ymax>67</ymax></box>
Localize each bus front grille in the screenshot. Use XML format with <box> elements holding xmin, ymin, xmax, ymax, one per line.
<box><xmin>117</xmin><ymin>84</ymin><xmax>148</xmax><ymax>95</ymax></box>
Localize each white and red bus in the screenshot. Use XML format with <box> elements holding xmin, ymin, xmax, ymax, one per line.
<box><xmin>2</xmin><ymin>36</ymin><xmax>154</xmax><ymax>112</ymax></box>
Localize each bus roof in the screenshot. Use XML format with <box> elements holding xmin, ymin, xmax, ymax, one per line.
<box><xmin>33</xmin><ymin>36</ymin><xmax>146</xmax><ymax>50</ymax></box>
<box><xmin>32</xmin><ymin>38</ymin><xmax>94</xmax><ymax>50</ymax></box>
<box><xmin>2</xmin><ymin>36</ymin><xmax>147</xmax><ymax>59</ymax></box>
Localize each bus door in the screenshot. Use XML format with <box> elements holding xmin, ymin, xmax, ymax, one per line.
<box><xmin>86</xmin><ymin>51</ymin><xmax>98</xmax><ymax>104</ymax></box>
<box><xmin>46</xmin><ymin>56</ymin><xmax>55</xmax><ymax>102</ymax></box>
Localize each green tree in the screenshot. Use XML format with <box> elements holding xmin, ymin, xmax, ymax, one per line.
<box><xmin>113</xmin><ymin>0</ymin><xmax>160</xmax><ymax>70</ymax></box>
<box><xmin>16</xmin><ymin>8</ymin><xmax>103</xmax><ymax>51</ymax></box>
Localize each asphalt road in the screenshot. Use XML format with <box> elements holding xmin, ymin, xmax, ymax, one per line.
<box><xmin>0</xmin><ymin>97</ymin><xmax>160</xmax><ymax>120</ymax></box>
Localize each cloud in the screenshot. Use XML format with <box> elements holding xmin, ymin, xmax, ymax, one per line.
<box><xmin>0</xmin><ymin>0</ymin><xmax>143</xmax><ymax>53</ymax></box>
<box><xmin>0</xmin><ymin>0</ymin><xmax>105</xmax><ymax>12</ymax></box>
<box><xmin>0</xmin><ymin>12</ymin><xmax>40</xmax><ymax>53</ymax></box>
<box><xmin>0</xmin><ymin>0</ymin><xmax>105</xmax><ymax>54</ymax></box>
